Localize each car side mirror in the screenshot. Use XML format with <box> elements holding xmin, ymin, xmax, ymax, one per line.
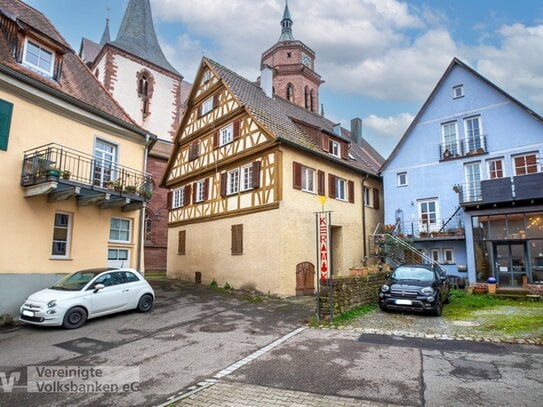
<box><xmin>93</xmin><ymin>283</ymin><xmax>105</xmax><ymax>293</ymax></box>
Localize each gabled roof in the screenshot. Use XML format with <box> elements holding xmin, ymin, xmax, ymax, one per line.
<box><xmin>110</xmin><ymin>0</ymin><xmax>180</xmax><ymax>76</ymax></box>
<box><xmin>79</xmin><ymin>37</ymin><xmax>101</xmax><ymax>64</ymax></box>
<box><xmin>380</xmin><ymin>57</ymin><xmax>543</xmax><ymax>172</ymax></box>
<box><xmin>0</xmin><ymin>0</ymin><xmax>149</xmax><ymax>138</ymax></box>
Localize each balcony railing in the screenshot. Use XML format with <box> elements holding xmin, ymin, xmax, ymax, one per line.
<box><xmin>21</xmin><ymin>143</ymin><xmax>152</xmax><ymax>203</ymax></box>
<box><xmin>393</xmin><ymin>217</ymin><xmax>465</xmax><ymax>239</ymax></box>
<box><xmin>439</xmin><ymin>135</ymin><xmax>487</xmax><ymax>161</ymax></box>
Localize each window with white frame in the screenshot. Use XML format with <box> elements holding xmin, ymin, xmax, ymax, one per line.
<box><xmin>302</xmin><ymin>166</ymin><xmax>315</xmax><ymax>193</ymax></box>
<box><xmin>336</xmin><ymin>178</ymin><xmax>346</xmax><ymax>200</ymax></box>
<box><xmin>51</xmin><ymin>213</ymin><xmax>71</xmax><ymax>258</ymax></box>
<box><xmin>23</xmin><ymin>39</ymin><xmax>54</xmax><ymax>77</ymax></box>
<box><xmin>330</xmin><ymin>140</ymin><xmax>340</xmax><ymax>157</ymax></box>
<box><xmin>201</xmin><ymin>97</ymin><xmax>214</xmax><ymax>116</ymax></box>
<box><xmin>452</xmin><ymin>85</ymin><xmax>464</xmax><ymax>99</ymax></box>
<box><xmin>202</xmin><ymin>69</ymin><xmax>212</xmax><ymax>83</ymax></box>
<box><xmin>397</xmin><ymin>172</ymin><xmax>407</xmax><ymax>187</ymax></box>
<box><xmin>240</xmin><ymin>164</ymin><xmax>253</xmax><ymax>191</ymax></box>
<box><xmin>363</xmin><ymin>187</ymin><xmax>372</xmax><ymax>207</ymax></box>
<box><xmin>172</xmin><ymin>188</ymin><xmax>184</xmax><ymax>208</ymax></box>
<box><xmin>444</xmin><ymin>248</ymin><xmax>455</xmax><ymax>264</ymax></box>
<box><xmin>195</xmin><ymin>180</ymin><xmax>206</xmax><ymax>202</ymax></box>
<box><xmin>431</xmin><ymin>249</ymin><xmax>440</xmax><ymax>263</ymax></box>
<box><xmin>109</xmin><ymin>217</ymin><xmax>131</xmax><ymax>243</ymax></box>
<box><xmin>108</xmin><ymin>248</ymin><xmax>129</xmax><ymax>262</ymax></box>
<box><xmin>219</xmin><ymin>123</ymin><xmax>233</xmax><ymax>146</ymax></box>
<box><xmin>418</xmin><ymin>199</ymin><xmax>438</xmax><ymax>232</ymax></box>
<box><xmin>464</xmin><ymin>116</ymin><xmax>483</xmax><ymax>152</ymax></box>
<box><xmin>513</xmin><ymin>153</ymin><xmax>539</xmax><ymax>175</ymax></box>
<box><xmin>227</xmin><ymin>169</ymin><xmax>239</xmax><ymax>195</ymax></box>
<box><xmin>487</xmin><ymin>158</ymin><xmax>504</xmax><ymax>179</ymax></box>
<box><xmin>441</xmin><ymin>121</ymin><xmax>459</xmax><ymax>156</ymax></box>
<box><xmin>464</xmin><ymin>162</ymin><xmax>482</xmax><ymax>201</ymax></box>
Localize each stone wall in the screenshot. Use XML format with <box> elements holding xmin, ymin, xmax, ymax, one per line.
<box><xmin>318</xmin><ymin>271</ymin><xmax>388</xmax><ymax>318</ymax></box>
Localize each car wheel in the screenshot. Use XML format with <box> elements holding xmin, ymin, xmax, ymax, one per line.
<box><xmin>379</xmin><ymin>303</ymin><xmax>389</xmax><ymax>312</ymax></box>
<box><xmin>62</xmin><ymin>307</ymin><xmax>87</xmax><ymax>329</ymax></box>
<box><xmin>431</xmin><ymin>300</ymin><xmax>442</xmax><ymax>317</ymax></box>
<box><xmin>137</xmin><ymin>294</ymin><xmax>154</xmax><ymax>312</ymax></box>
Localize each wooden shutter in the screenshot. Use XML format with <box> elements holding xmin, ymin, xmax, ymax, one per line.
<box><xmin>0</xmin><ymin>99</ymin><xmax>13</xmax><ymax>151</ymax></box>
<box><xmin>341</xmin><ymin>143</ymin><xmax>349</xmax><ymax>160</ymax></box>
<box><xmin>252</xmin><ymin>161</ymin><xmax>261</xmax><ymax>189</ymax></box>
<box><xmin>183</xmin><ymin>184</ymin><xmax>192</xmax><ymax>206</ymax></box>
<box><xmin>178</xmin><ymin>230</ymin><xmax>186</xmax><ymax>255</ymax></box>
<box><xmin>322</xmin><ymin>134</ymin><xmax>330</xmax><ymax>152</ymax></box>
<box><xmin>348</xmin><ymin>180</ymin><xmax>355</xmax><ymax>203</ymax></box>
<box><xmin>203</xmin><ymin>178</ymin><xmax>209</xmax><ymax>201</ymax></box>
<box><xmin>373</xmin><ymin>188</ymin><xmax>380</xmax><ymax>209</ymax></box>
<box><xmin>293</xmin><ymin>162</ymin><xmax>302</xmax><ymax>190</ymax></box>
<box><xmin>220</xmin><ymin>172</ymin><xmax>228</xmax><ymax>197</ymax></box>
<box><xmin>233</xmin><ymin>120</ymin><xmax>240</xmax><ymax>140</ymax></box>
<box><xmin>317</xmin><ymin>170</ymin><xmax>325</xmax><ymax>196</ymax></box>
<box><xmin>188</xmin><ymin>141</ymin><xmax>199</xmax><ymax>161</ymax></box>
<box><xmin>197</xmin><ymin>105</ymin><xmax>202</xmax><ymax>119</ymax></box>
<box><xmin>192</xmin><ymin>182</ymin><xmax>198</xmax><ymax>202</ymax></box>
<box><xmin>166</xmin><ymin>191</ymin><xmax>173</xmax><ymax>210</ymax></box>
<box><xmin>213</xmin><ymin>130</ymin><xmax>219</xmax><ymax>149</ymax></box>
<box><xmin>328</xmin><ymin>174</ymin><xmax>336</xmax><ymax>198</ymax></box>
<box><xmin>231</xmin><ymin>224</ymin><xmax>243</xmax><ymax>255</ymax></box>
<box><xmin>213</xmin><ymin>94</ymin><xmax>219</xmax><ymax>109</ymax></box>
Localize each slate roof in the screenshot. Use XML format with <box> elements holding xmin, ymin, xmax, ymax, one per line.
<box><xmin>0</xmin><ymin>0</ymin><xmax>145</xmax><ymax>135</ymax></box>
<box><xmin>206</xmin><ymin>58</ymin><xmax>383</xmax><ymax>175</ymax></box>
<box><xmin>110</xmin><ymin>0</ymin><xmax>180</xmax><ymax>76</ymax></box>
<box><xmin>79</xmin><ymin>37</ymin><xmax>101</xmax><ymax>64</ymax></box>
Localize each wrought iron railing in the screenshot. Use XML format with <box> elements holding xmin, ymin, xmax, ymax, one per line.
<box><xmin>453</xmin><ymin>182</ymin><xmax>483</xmax><ymax>204</ymax></box>
<box><xmin>439</xmin><ymin>135</ymin><xmax>487</xmax><ymax>161</ymax></box>
<box><xmin>21</xmin><ymin>143</ymin><xmax>152</xmax><ymax>199</ymax></box>
<box><xmin>393</xmin><ymin>217</ymin><xmax>465</xmax><ymax>239</ymax></box>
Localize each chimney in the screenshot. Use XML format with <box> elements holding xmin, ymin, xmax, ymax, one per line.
<box><xmin>333</xmin><ymin>123</ymin><xmax>341</xmax><ymax>136</ymax></box>
<box><xmin>351</xmin><ymin>117</ymin><xmax>362</xmax><ymax>145</ymax></box>
<box><xmin>261</xmin><ymin>65</ymin><xmax>273</xmax><ymax>98</ymax></box>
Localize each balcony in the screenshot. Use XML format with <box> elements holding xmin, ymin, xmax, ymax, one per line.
<box><xmin>394</xmin><ymin>217</ymin><xmax>465</xmax><ymax>240</ymax></box>
<box><xmin>439</xmin><ymin>135</ymin><xmax>487</xmax><ymax>161</ymax></box>
<box><xmin>458</xmin><ymin>172</ymin><xmax>543</xmax><ymax>208</ymax></box>
<box><xmin>21</xmin><ymin>143</ymin><xmax>152</xmax><ymax>211</ymax></box>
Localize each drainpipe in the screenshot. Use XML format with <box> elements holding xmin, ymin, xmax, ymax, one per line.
<box><xmin>137</xmin><ymin>134</ymin><xmax>152</xmax><ymax>274</ymax></box>
<box><xmin>361</xmin><ymin>174</ymin><xmax>369</xmax><ymax>262</ymax></box>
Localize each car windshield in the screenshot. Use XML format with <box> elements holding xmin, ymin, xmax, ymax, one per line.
<box><xmin>391</xmin><ymin>266</ymin><xmax>435</xmax><ymax>282</ymax></box>
<box><xmin>50</xmin><ymin>268</ymin><xmax>112</xmax><ymax>291</ymax></box>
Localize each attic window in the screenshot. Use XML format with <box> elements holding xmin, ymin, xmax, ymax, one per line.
<box><xmin>329</xmin><ymin>140</ymin><xmax>340</xmax><ymax>158</ymax></box>
<box><xmin>203</xmin><ymin>69</ymin><xmax>212</xmax><ymax>83</ymax></box>
<box><xmin>453</xmin><ymin>85</ymin><xmax>464</xmax><ymax>99</ymax></box>
<box><xmin>22</xmin><ymin>39</ymin><xmax>54</xmax><ymax>78</ymax></box>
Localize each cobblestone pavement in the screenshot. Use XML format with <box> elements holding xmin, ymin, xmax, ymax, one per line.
<box><xmin>178</xmin><ymin>381</ymin><xmax>402</xmax><ymax>407</ymax></box>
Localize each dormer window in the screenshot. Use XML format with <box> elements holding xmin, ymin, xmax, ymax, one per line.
<box><xmin>22</xmin><ymin>39</ymin><xmax>54</xmax><ymax>78</ymax></box>
<box><xmin>329</xmin><ymin>140</ymin><xmax>340</xmax><ymax>158</ymax></box>
<box><xmin>453</xmin><ymin>85</ymin><xmax>464</xmax><ymax>99</ymax></box>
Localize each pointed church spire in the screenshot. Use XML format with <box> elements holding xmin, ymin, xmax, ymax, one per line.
<box><xmin>278</xmin><ymin>1</ymin><xmax>294</xmax><ymax>42</ymax></box>
<box><xmin>99</xmin><ymin>18</ymin><xmax>111</xmax><ymax>45</ymax></box>
<box><xmin>112</xmin><ymin>0</ymin><xmax>180</xmax><ymax>75</ymax></box>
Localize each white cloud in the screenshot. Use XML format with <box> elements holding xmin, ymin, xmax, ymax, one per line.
<box><xmin>364</xmin><ymin>113</ymin><xmax>414</xmax><ymax>138</ymax></box>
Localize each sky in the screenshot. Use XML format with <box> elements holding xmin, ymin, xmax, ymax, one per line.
<box><xmin>23</xmin><ymin>0</ymin><xmax>543</xmax><ymax>158</ymax></box>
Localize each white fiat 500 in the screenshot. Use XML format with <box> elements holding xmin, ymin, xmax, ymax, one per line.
<box><xmin>19</xmin><ymin>267</ymin><xmax>155</xmax><ymax>329</ymax></box>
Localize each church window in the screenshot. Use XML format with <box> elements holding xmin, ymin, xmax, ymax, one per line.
<box><xmin>310</xmin><ymin>89</ymin><xmax>315</xmax><ymax>112</ymax></box>
<box><xmin>136</xmin><ymin>70</ymin><xmax>154</xmax><ymax>117</ymax></box>
<box><xmin>286</xmin><ymin>83</ymin><xmax>294</xmax><ymax>102</ymax></box>
<box><xmin>304</xmin><ymin>86</ymin><xmax>309</xmax><ymax>109</ymax></box>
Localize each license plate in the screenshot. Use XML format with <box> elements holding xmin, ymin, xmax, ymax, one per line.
<box><xmin>395</xmin><ymin>299</ymin><xmax>412</xmax><ymax>305</ymax></box>
<box><xmin>22</xmin><ymin>310</ymin><xmax>35</xmax><ymax>317</ymax></box>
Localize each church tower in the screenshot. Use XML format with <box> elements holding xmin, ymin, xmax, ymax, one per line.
<box><xmin>260</xmin><ymin>1</ymin><xmax>323</xmax><ymax>112</ymax></box>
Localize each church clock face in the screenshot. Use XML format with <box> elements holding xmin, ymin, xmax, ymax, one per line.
<box><xmin>302</xmin><ymin>53</ymin><xmax>311</xmax><ymax>67</ymax></box>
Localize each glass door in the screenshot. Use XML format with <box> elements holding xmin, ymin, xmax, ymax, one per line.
<box><xmin>93</xmin><ymin>139</ymin><xmax>117</xmax><ymax>187</ymax></box>
<box><xmin>494</xmin><ymin>243</ymin><xmax>527</xmax><ymax>287</ymax></box>
<box><xmin>464</xmin><ymin>162</ymin><xmax>481</xmax><ymax>202</ymax></box>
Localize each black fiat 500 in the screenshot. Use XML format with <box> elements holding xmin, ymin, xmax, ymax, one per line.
<box><xmin>378</xmin><ymin>264</ymin><xmax>450</xmax><ymax>316</ymax></box>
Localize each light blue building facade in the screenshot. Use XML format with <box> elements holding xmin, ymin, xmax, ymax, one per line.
<box><xmin>381</xmin><ymin>58</ymin><xmax>543</xmax><ymax>286</ymax></box>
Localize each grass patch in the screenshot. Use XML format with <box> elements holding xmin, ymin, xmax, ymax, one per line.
<box><xmin>481</xmin><ymin>313</ymin><xmax>543</xmax><ymax>335</ymax></box>
<box><xmin>309</xmin><ymin>304</ymin><xmax>377</xmax><ymax>328</ymax></box>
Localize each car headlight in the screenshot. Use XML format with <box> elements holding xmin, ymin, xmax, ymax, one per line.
<box><xmin>380</xmin><ymin>284</ymin><xmax>390</xmax><ymax>293</ymax></box>
<box><xmin>47</xmin><ymin>300</ymin><xmax>57</xmax><ymax>308</ymax></box>
<box><xmin>421</xmin><ymin>287</ymin><xmax>435</xmax><ymax>295</ymax></box>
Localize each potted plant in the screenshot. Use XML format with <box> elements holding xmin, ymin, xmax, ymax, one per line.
<box><xmin>113</xmin><ymin>180</ymin><xmax>122</xmax><ymax>192</ymax></box>
<box><xmin>61</xmin><ymin>170</ymin><xmax>71</xmax><ymax>180</ymax></box>
<box><xmin>46</xmin><ymin>167</ymin><xmax>60</xmax><ymax>178</ymax></box>
<box><xmin>124</xmin><ymin>185</ymin><xmax>137</xmax><ymax>195</ymax></box>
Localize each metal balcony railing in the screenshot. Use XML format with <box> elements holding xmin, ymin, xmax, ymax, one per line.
<box><xmin>392</xmin><ymin>217</ymin><xmax>465</xmax><ymax>239</ymax></box>
<box><xmin>439</xmin><ymin>135</ymin><xmax>487</xmax><ymax>161</ymax></box>
<box><xmin>21</xmin><ymin>143</ymin><xmax>152</xmax><ymax>200</ymax></box>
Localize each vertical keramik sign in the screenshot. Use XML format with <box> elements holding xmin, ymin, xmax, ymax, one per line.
<box><xmin>317</xmin><ymin>212</ymin><xmax>330</xmax><ymax>283</ymax></box>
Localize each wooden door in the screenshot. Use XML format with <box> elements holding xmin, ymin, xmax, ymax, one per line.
<box><xmin>296</xmin><ymin>262</ymin><xmax>315</xmax><ymax>296</ymax></box>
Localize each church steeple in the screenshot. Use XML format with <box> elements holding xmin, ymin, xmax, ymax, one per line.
<box><xmin>99</xmin><ymin>18</ymin><xmax>110</xmax><ymax>45</ymax></box>
<box><xmin>278</xmin><ymin>1</ymin><xmax>294</xmax><ymax>42</ymax></box>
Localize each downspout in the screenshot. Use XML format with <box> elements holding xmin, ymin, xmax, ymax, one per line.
<box><xmin>361</xmin><ymin>174</ymin><xmax>369</xmax><ymax>263</ymax></box>
<box><xmin>137</xmin><ymin>134</ymin><xmax>151</xmax><ymax>274</ymax></box>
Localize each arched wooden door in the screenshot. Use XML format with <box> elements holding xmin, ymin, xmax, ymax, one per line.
<box><xmin>296</xmin><ymin>262</ymin><xmax>315</xmax><ymax>296</ymax></box>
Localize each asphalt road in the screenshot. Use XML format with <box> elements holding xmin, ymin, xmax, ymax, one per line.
<box><xmin>0</xmin><ymin>279</ymin><xmax>313</xmax><ymax>406</ymax></box>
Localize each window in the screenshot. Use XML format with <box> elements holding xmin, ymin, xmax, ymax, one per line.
<box><xmin>231</xmin><ymin>224</ymin><xmax>243</xmax><ymax>255</ymax></box>
<box><xmin>121</xmin><ymin>271</ymin><xmax>139</xmax><ymax>283</ymax></box>
<box><xmin>0</xmin><ymin>99</ymin><xmax>13</xmax><ymax>151</ymax></box>
<box><xmin>201</xmin><ymin>97</ymin><xmax>214</xmax><ymax>116</ymax></box>
<box><xmin>188</xmin><ymin>141</ymin><xmax>199</xmax><ymax>161</ymax></box>
<box><xmin>419</xmin><ymin>199</ymin><xmax>438</xmax><ymax>232</ymax></box>
<box><xmin>513</xmin><ymin>153</ymin><xmax>539</xmax><ymax>175</ymax></box>
<box><xmin>453</xmin><ymin>85</ymin><xmax>464</xmax><ymax>99</ymax></box>
<box><xmin>107</xmin><ymin>250</ymin><xmax>129</xmax><ymax>267</ymax></box>
<box><xmin>202</xmin><ymin>69</ymin><xmax>212</xmax><ymax>83</ymax></box>
<box><xmin>144</xmin><ymin>210</ymin><xmax>153</xmax><ymax>243</ymax></box>
<box><xmin>329</xmin><ymin>140</ymin><xmax>340</xmax><ymax>158</ymax></box>
<box><xmin>487</xmin><ymin>158</ymin><xmax>504</xmax><ymax>179</ymax></box>
<box><xmin>227</xmin><ymin>168</ymin><xmax>239</xmax><ymax>195</ymax></box>
<box><xmin>444</xmin><ymin>248</ymin><xmax>455</xmax><ymax>264</ymax></box>
<box><xmin>304</xmin><ymin>86</ymin><xmax>309</xmax><ymax>109</ymax></box>
<box><xmin>336</xmin><ymin>178</ymin><xmax>346</xmax><ymax>200</ymax></box>
<box><xmin>441</xmin><ymin>121</ymin><xmax>459</xmax><ymax>156</ymax></box>
<box><xmin>364</xmin><ymin>187</ymin><xmax>372</xmax><ymax>207</ymax></box>
<box><xmin>310</xmin><ymin>89</ymin><xmax>315</xmax><ymax>112</ymax></box>
<box><xmin>431</xmin><ymin>249</ymin><xmax>440</xmax><ymax>263</ymax></box>
<box><xmin>241</xmin><ymin>164</ymin><xmax>253</xmax><ymax>191</ymax></box>
<box><xmin>464</xmin><ymin>162</ymin><xmax>482</xmax><ymax>201</ymax></box>
<box><xmin>109</xmin><ymin>218</ymin><xmax>131</xmax><ymax>243</ymax></box>
<box><xmin>195</xmin><ymin>180</ymin><xmax>206</xmax><ymax>203</ymax></box>
<box><xmin>397</xmin><ymin>172</ymin><xmax>407</xmax><ymax>187</ymax></box>
<box><xmin>286</xmin><ymin>83</ymin><xmax>294</xmax><ymax>102</ymax></box>
<box><xmin>94</xmin><ymin>272</ymin><xmax>124</xmax><ymax>287</ymax></box>
<box><xmin>363</xmin><ymin>187</ymin><xmax>379</xmax><ymax>208</ymax></box>
<box><xmin>172</xmin><ymin>188</ymin><xmax>184</xmax><ymax>209</ymax></box>
<box><xmin>302</xmin><ymin>166</ymin><xmax>315</xmax><ymax>193</ymax></box>
<box><xmin>178</xmin><ymin>230</ymin><xmax>186</xmax><ymax>255</ymax></box>
<box><xmin>23</xmin><ymin>39</ymin><xmax>54</xmax><ymax>77</ymax></box>
<box><xmin>51</xmin><ymin>213</ymin><xmax>71</xmax><ymax>258</ymax></box>
<box><xmin>93</xmin><ymin>139</ymin><xmax>117</xmax><ymax>188</ymax></box>
<box><xmin>220</xmin><ymin>124</ymin><xmax>233</xmax><ymax>146</ymax></box>
<box><xmin>464</xmin><ymin>116</ymin><xmax>483</xmax><ymax>152</ymax></box>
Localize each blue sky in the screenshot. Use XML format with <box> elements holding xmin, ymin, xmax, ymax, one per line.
<box><xmin>24</xmin><ymin>0</ymin><xmax>543</xmax><ymax>158</ymax></box>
